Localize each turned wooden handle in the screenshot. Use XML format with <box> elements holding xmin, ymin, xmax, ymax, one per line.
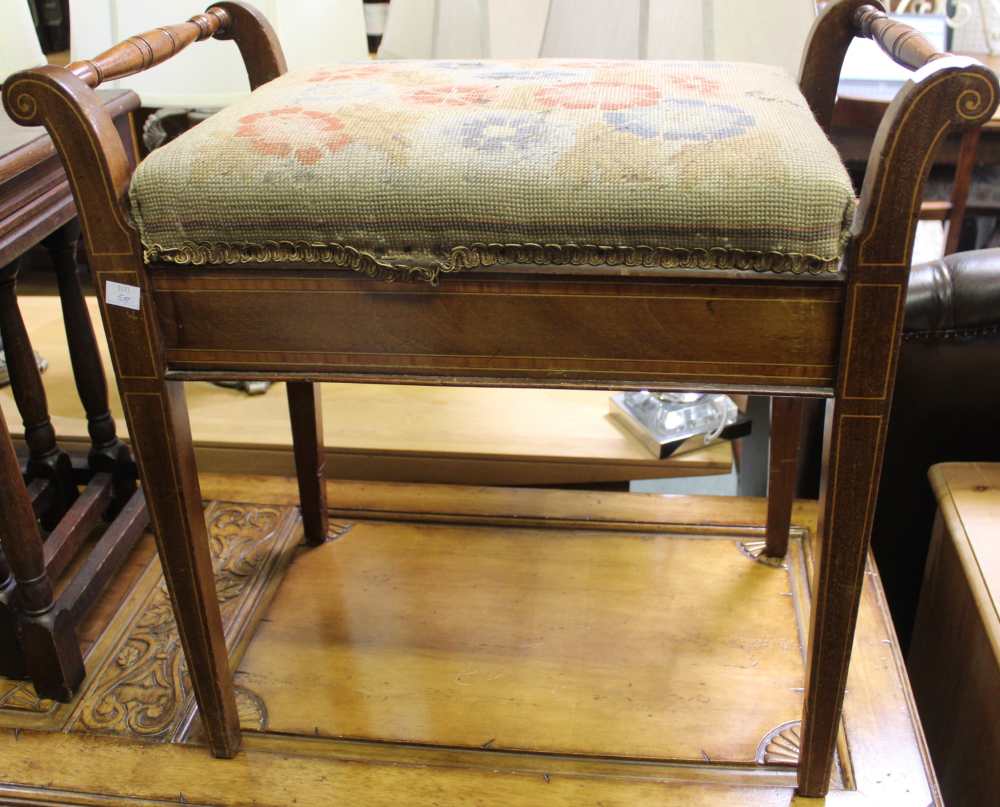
<box><xmin>853</xmin><ymin>4</ymin><xmax>943</xmax><ymax>71</ymax></box>
<box><xmin>66</xmin><ymin>7</ymin><xmax>232</xmax><ymax>89</ymax></box>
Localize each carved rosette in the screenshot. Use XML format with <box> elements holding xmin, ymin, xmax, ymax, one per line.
<box><xmin>69</xmin><ymin>503</ymin><xmax>315</xmax><ymax>739</ymax></box>
<box><xmin>755</xmin><ymin>720</ymin><xmax>800</xmax><ymax>765</ymax></box>
<box><xmin>235</xmin><ymin>685</ymin><xmax>268</xmax><ymax>731</ymax></box>
<box><xmin>737</xmin><ymin>540</ymin><xmax>787</xmax><ymax>569</ymax></box>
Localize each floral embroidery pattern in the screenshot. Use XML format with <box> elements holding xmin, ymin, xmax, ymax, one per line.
<box><xmin>668</xmin><ymin>74</ymin><xmax>721</xmax><ymax>95</ymax></box>
<box><xmin>234</xmin><ymin>107</ymin><xmax>350</xmax><ymax>165</ymax></box>
<box><xmin>404</xmin><ymin>84</ymin><xmax>494</xmax><ymax>106</ymax></box>
<box><xmin>456</xmin><ymin>113</ymin><xmax>549</xmax><ymax>154</ymax></box>
<box><xmin>131</xmin><ymin>58</ymin><xmax>857</xmax><ymax>283</ymax></box>
<box><xmin>605</xmin><ymin>98</ymin><xmax>754</xmax><ymax>141</ymax></box>
<box><xmin>535</xmin><ymin>81</ymin><xmax>660</xmax><ymax>111</ymax></box>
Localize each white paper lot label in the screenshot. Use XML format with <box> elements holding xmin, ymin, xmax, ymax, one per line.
<box><xmin>105</xmin><ymin>281</ymin><xmax>141</xmax><ymax>311</ymax></box>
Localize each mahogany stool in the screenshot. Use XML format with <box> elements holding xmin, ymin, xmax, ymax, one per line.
<box><xmin>4</xmin><ymin>0</ymin><xmax>996</xmax><ymax>796</ymax></box>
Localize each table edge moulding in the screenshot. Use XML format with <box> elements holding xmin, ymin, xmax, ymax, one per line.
<box><xmin>3</xmin><ymin>0</ymin><xmax>997</xmax><ymax>799</ymax></box>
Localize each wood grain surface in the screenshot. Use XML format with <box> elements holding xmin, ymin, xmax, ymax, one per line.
<box><xmin>235</xmin><ymin>519</ymin><xmax>807</xmax><ymax>764</ymax></box>
<box><xmin>0</xmin><ymin>296</ymin><xmax>732</xmax><ymax>485</ymax></box>
<box><xmin>0</xmin><ymin>475</ymin><xmax>940</xmax><ymax>806</ymax></box>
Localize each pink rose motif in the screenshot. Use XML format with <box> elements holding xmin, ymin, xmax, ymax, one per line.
<box><xmin>535</xmin><ymin>81</ymin><xmax>660</xmax><ymax>111</ymax></box>
<box><xmin>404</xmin><ymin>84</ymin><xmax>493</xmax><ymax>106</ymax></box>
<box><xmin>668</xmin><ymin>74</ymin><xmax>721</xmax><ymax>95</ymax></box>
<box><xmin>234</xmin><ymin>106</ymin><xmax>350</xmax><ymax>165</ymax></box>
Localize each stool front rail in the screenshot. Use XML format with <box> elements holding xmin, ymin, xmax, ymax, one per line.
<box><xmin>3</xmin><ymin>0</ymin><xmax>995</xmax><ymax>797</ymax></box>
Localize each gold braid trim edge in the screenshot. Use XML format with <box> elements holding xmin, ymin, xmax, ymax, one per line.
<box><xmin>143</xmin><ymin>240</ymin><xmax>846</xmax><ymax>283</ymax></box>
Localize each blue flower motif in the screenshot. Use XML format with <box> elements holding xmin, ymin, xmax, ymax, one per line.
<box><xmin>457</xmin><ymin>113</ymin><xmax>550</xmax><ymax>154</ymax></box>
<box><xmin>605</xmin><ymin>98</ymin><xmax>754</xmax><ymax>142</ymax></box>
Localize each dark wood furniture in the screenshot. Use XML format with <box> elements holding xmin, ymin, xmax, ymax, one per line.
<box><xmin>0</xmin><ymin>88</ymin><xmax>148</xmax><ymax>698</ymax></box>
<box><xmin>3</xmin><ymin>1</ymin><xmax>995</xmax><ymax>797</ymax></box>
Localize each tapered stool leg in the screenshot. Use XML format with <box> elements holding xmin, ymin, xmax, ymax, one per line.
<box><xmin>798</xmin><ymin>400</ymin><xmax>891</xmax><ymax>794</ymax></box>
<box><xmin>797</xmin><ymin>270</ymin><xmax>906</xmax><ymax>795</ymax></box>
<box><xmin>120</xmin><ymin>380</ymin><xmax>240</xmax><ymax>757</ymax></box>
<box><xmin>764</xmin><ymin>397</ymin><xmax>804</xmax><ymax>558</ymax></box>
<box><xmin>287</xmin><ymin>381</ymin><xmax>328</xmax><ymax>546</ymax></box>
<box><xmin>0</xmin><ymin>408</ymin><xmax>82</xmax><ymax>700</ymax></box>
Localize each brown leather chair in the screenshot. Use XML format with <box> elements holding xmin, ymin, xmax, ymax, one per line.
<box><xmin>743</xmin><ymin>248</ymin><xmax>1000</xmax><ymax>648</ymax></box>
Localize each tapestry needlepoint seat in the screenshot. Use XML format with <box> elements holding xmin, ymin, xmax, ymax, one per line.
<box><xmin>128</xmin><ymin>59</ymin><xmax>857</xmax><ymax>281</ymax></box>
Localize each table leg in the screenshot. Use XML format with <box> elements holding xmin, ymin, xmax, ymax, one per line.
<box><xmin>46</xmin><ymin>224</ymin><xmax>135</xmax><ymax>510</ymax></box>
<box><xmin>0</xmin><ymin>257</ymin><xmax>77</xmax><ymax>527</ymax></box>
<box><xmin>287</xmin><ymin>381</ymin><xmax>328</xmax><ymax>546</ymax></box>
<box><xmin>765</xmin><ymin>397</ymin><xmax>804</xmax><ymax>558</ymax></box>
<box><xmin>0</xmin><ymin>407</ymin><xmax>82</xmax><ymax>700</ymax></box>
<box><xmin>120</xmin><ymin>379</ymin><xmax>241</xmax><ymax>757</ymax></box>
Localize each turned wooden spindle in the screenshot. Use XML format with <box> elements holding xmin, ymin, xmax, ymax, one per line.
<box><xmin>854</xmin><ymin>4</ymin><xmax>943</xmax><ymax>70</ymax></box>
<box><xmin>66</xmin><ymin>9</ymin><xmax>231</xmax><ymax>89</ymax></box>
<box><xmin>0</xmin><ymin>407</ymin><xmax>82</xmax><ymax>700</ymax></box>
<box><xmin>45</xmin><ymin>225</ymin><xmax>135</xmax><ymax>509</ymax></box>
<box><xmin>0</xmin><ymin>258</ymin><xmax>77</xmax><ymax>526</ymax></box>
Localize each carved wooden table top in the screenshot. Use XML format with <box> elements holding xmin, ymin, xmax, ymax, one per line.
<box><xmin>0</xmin><ymin>89</ymin><xmax>138</xmax><ymax>269</ymax></box>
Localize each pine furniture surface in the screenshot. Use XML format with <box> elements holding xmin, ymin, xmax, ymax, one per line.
<box><xmin>0</xmin><ymin>474</ymin><xmax>940</xmax><ymax>806</ymax></box>
<box><xmin>2</xmin><ymin>0</ymin><xmax>995</xmax><ymax>797</ymax></box>
<box><xmin>908</xmin><ymin>462</ymin><xmax>1000</xmax><ymax>807</ymax></box>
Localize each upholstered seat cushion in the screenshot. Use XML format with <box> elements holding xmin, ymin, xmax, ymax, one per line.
<box><xmin>128</xmin><ymin>59</ymin><xmax>856</xmax><ymax>282</ymax></box>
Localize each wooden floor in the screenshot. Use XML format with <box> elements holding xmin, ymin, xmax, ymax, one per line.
<box><xmin>1</xmin><ymin>296</ymin><xmax>731</xmax><ymax>485</ymax></box>
<box><xmin>0</xmin><ymin>475</ymin><xmax>938</xmax><ymax>806</ymax></box>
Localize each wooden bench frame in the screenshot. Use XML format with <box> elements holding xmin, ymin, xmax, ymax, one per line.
<box><xmin>3</xmin><ymin>0</ymin><xmax>995</xmax><ymax>796</ymax></box>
